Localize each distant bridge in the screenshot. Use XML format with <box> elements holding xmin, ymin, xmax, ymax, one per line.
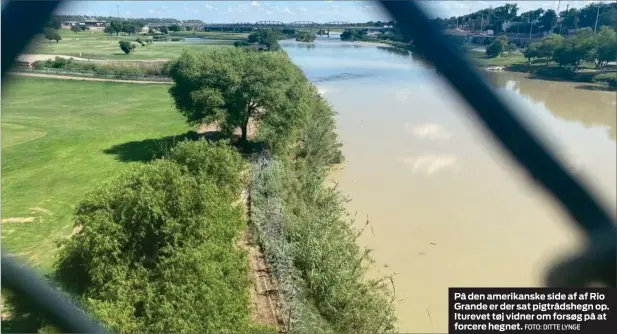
<box><xmin>148</xmin><ymin>21</ymin><xmax>392</xmax><ymax>31</ymax></box>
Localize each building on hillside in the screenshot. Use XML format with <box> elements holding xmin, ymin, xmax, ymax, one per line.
<box><xmin>61</xmin><ymin>21</ymin><xmax>78</xmax><ymax>28</ymax></box>
<box><xmin>141</xmin><ymin>26</ymin><xmax>150</xmax><ymax>33</ymax></box>
<box><xmin>82</xmin><ymin>20</ymin><xmax>107</xmax><ymax>30</ymax></box>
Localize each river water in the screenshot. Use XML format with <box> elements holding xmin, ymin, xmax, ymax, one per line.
<box><xmin>281</xmin><ymin>36</ymin><xmax>616</xmax><ymax>333</ymax></box>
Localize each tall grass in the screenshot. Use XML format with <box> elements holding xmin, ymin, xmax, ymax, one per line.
<box><xmin>250</xmin><ymin>155</ymin><xmax>397</xmax><ymax>333</ymax></box>
<box><xmin>32</xmin><ymin>57</ymin><xmax>170</xmax><ymax>77</ymax></box>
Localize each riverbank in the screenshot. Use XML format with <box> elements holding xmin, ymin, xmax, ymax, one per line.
<box><xmin>468</xmin><ymin>50</ymin><xmax>616</xmax><ymax>88</ymax></box>
<box><xmin>346</xmin><ymin>38</ymin><xmax>615</xmax><ymax>89</ymax></box>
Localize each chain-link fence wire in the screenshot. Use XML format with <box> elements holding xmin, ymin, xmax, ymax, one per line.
<box><xmin>249</xmin><ymin>154</ymin><xmax>332</xmax><ymax>333</ymax></box>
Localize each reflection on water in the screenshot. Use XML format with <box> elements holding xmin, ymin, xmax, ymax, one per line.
<box><xmin>282</xmin><ymin>39</ymin><xmax>616</xmax><ymax>333</ymax></box>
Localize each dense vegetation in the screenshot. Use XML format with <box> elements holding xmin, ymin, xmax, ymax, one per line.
<box><xmin>104</xmin><ymin>20</ymin><xmax>145</xmax><ymax>36</ymax></box>
<box><xmin>31</xmin><ymin>57</ymin><xmax>171</xmax><ymax>78</ymax></box>
<box><xmin>295</xmin><ymin>31</ymin><xmax>317</xmax><ymax>42</ymax></box>
<box><xmin>437</xmin><ymin>2</ymin><xmax>616</xmax><ymax>34</ymax></box>
<box><xmin>168</xmin><ymin>49</ymin><xmax>306</xmax><ymax>143</ymax></box>
<box><xmin>246</xmin><ymin>29</ymin><xmax>282</xmax><ymax>51</ymax></box>
<box><xmin>523</xmin><ymin>27</ymin><xmax>616</xmax><ymax>70</ymax></box>
<box><xmin>7</xmin><ymin>42</ymin><xmax>392</xmax><ymax>332</ymax></box>
<box><xmin>340</xmin><ymin>29</ymin><xmax>368</xmax><ymax>42</ymax></box>
<box><xmin>50</xmin><ymin>140</ymin><xmax>267</xmax><ymax>333</ymax></box>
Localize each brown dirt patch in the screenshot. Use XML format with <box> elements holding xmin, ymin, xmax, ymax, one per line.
<box><xmin>1</xmin><ymin>217</ymin><xmax>36</xmax><ymax>224</ymax></box>
<box><xmin>237</xmin><ymin>188</ymin><xmax>284</xmax><ymax>330</ymax></box>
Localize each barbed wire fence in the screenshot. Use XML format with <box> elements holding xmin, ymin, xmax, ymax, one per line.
<box><xmin>249</xmin><ymin>155</ymin><xmax>332</xmax><ymax>333</ymax></box>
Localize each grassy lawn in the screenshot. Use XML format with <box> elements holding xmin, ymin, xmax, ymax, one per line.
<box><xmin>467</xmin><ymin>50</ymin><xmax>527</xmax><ymax>66</ymax></box>
<box><xmin>27</xmin><ymin>29</ymin><xmax>237</xmax><ymax>60</ymax></box>
<box><xmin>1</xmin><ymin>77</ymin><xmax>190</xmax><ymax>271</ymax></box>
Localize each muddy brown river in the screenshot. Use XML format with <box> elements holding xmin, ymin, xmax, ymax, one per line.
<box><xmin>282</xmin><ymin>36</ymin><xmax>616</xmax><ymax>333</ymax></box>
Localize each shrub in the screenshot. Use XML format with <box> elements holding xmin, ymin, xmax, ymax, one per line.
<box><xmin>592</xmin><ymin>72</ymin><xmax>617</xmax><ymax>87</ymax></box>
<box><xmin>119</xmin><ymin>41</ymin><xmax>132</xmax><ymax>54</ymax></box>
<box><xmin>170</xmin><ymin>37</ymin><xmax>183</xmax><ymax>42</ymax></box>
<box><xmin>250</xmin><ymin>157</ymin><xmax>396</xmax><ymax>333</ymax></box>
<box><xmin>486</xmin><ymin>36</ymin><xmax>508</xmax><ymax>58</ymax></box>
<box><xmin>54</xmin><ymin>160</ymin><xmax>254</xmax><ymax>333</ymax></box>
<box><xmin>167</xmin><ymin>139</ymin><xmax>247</xmax><ymax>200</ymax></box>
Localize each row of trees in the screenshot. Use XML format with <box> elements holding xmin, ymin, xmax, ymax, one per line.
<box><xmin>523</xmin><ymin>26</ymin><xmax>617</xmax><ymax>69</ymax></box>
<box><xmin>103</xmin><ymin>20</ymin><xmax>144</xmax><ymax>36</ymax></box>
<box><xmin>295</xmin><ymin>31</ymin><xmax>317</xmax><ymax>42</ymax></box>
<box><xmin>438</xmin><ymin>2</ymin><xmax>616</xmax><ymax>35</ymax></box>
<box><xmin>70</xmin><ymin>24</ymin><xmax>90</xmax><ymax>33</ymax></box>
<box><xmin>340</xmin><ymin>29</ymin><xmax>368</xmax><ymax>41</ymax></box>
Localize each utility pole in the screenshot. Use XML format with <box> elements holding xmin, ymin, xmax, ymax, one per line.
<box><xmin>480</xmin><ymin>13</ymin><xmax>484</xmax><ymax>32</ymax></box>
<box><xmin>116</xmin><ymin>5</ymin><xmax>120</xmax><ymax>18</ymax></box>
<box><xmin>594</xmin><ymin>5</ymin><xmax>600</xmax><ymax>33</ymax></box>
<box><xmin>529</xmin><ymin>12</ymin><xmax>534</xmax><ymax>40</ymax></box>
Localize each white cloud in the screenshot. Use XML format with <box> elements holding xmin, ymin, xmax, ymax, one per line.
<box><xmin>183</xmin><ymin>5</ymin><xmax>189</xmax><ymax>12</ymax></box>
<box><xmin>124</xmin><ymin>11</ymin><xmax>132</xmax><ymax>15</ymax></box>
<box><xmin>227</xmin><ymin>6</ymin><xmax>233</xmax><ymax>13</ymax></box>
<box><xmin>399</xmin><ymin>155</ymin><xmax>460</xmax><ymax>176</ymax></box>
<box><xmin>251</xmin><ymin>1</ymin><xmax>260</xmax><ymax>7</ymax></box>
<box><xmin>265</xmin><ymin>10</ymin><xmax>274</xmax><ymax>15</ymax></box>
<box><xmin>283</xmin><ymin>7</ymin><xmax>295</xmax><ymax>15</ymax></box>
<box><xmin>299</xmin><ymin>7</ymin><xmax>308</xmax><ymax>12</ymax></box>
<box><xmin>404</xmin><ymin>123</ymin><xmax>453</xmax><ymax>140</ymax></box>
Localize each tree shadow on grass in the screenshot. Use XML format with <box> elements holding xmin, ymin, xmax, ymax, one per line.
<box><xmin>104</xmin><ymin>130</ymin><xmax>267</xmax><ymax>163</ymax></box>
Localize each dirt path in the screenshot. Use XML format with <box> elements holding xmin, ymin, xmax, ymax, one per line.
<box><xmin>237</xmin><ymin>189</ymin><xmax>284</xmax><ymax>331</ymax></box>
<box><xmin>19</xmin><ymin>54</ymin><xmax>170</xmax><ymax>63</ymax></box>
<box><xmin>9</xmin><ymin>72</ymin><xmax>171</xmax><ymax>84</ymax></box>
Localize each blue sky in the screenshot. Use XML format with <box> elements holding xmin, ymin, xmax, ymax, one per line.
<box><xmin>57</xmin><ymin>1</ymin><xmax>607</xmax><ymax>23</ymax></box>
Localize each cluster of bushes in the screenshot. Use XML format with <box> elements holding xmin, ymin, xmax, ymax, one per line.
<box><xmin>340</xmin><ymin>29</ymin><xmax>369</xmax><ymax>42</ymax></box>
<box><xmin>44</xmin><ymin>28</ymin><xmax>62</xmax><ymax>43</ymax></box>
<box><xmin>295</xmin><ymin>31</ymin><xmax>317</xmax><ymax>43</ymax></box>
<box><xmin>166</xmin><ymin>48</ymin><xmax>393</xmax><ymax>332</ymax></box>
<box><xmin>104</xmin><ymin>20</ymin><xmax>144</xmax><ymax>36</ymax></box>
<box><xmin>44</xmin><ymin>139</ymin><xmax>271</xmax><ymax>333</ymax></box>
<box><xmin>31</xmin><ymin>57</ymin><xmax>171</xmax><ymax>78</ymax></box>
<box><xmin>249</xmin><ymin>92</ymin><xmax>395</xmax><ymax>332</ymax></box>
<box><xmin>522</xmin><ymin>26</ymin><xmax>617</xmax><ymax>70</ymax></box>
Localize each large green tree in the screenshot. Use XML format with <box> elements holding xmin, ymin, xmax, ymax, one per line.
<box><xmin>594</xmin><ymin>26</ymin><xmax>617</xmax><ymax>69</ymax></box>
<box><xmin>53</xmin><ymin>146</ymin><xmax>253</xmax><ymax>333</ymax></box>
<box><xmin>553</xmin><ymin>28</ymin><xmax>596</xmax><ymax>68</ymax></box>
<box><xmin>486</xmin><ymin>36</ymin><xmax>508</xmax><ymax>58</ymax></box>
<box><xmin>247</xmin><ymin>29</ymin><xmax>281</xmax><ymax>51</ymax></box>
<box><xmin>537</xmin><ymin>33</ymin><xmax>564</xmax><ymax>64</ymax></box>
<box><xmin>168</xmin><ymin>49</ymin><xmax>308</xmax><ymax>142</ymax></box>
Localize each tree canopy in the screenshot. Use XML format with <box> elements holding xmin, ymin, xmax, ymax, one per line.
<box><xmin>247</xmin><ymin>29</ymin><xmax>281</xmax><ymax>51</ymax></box>
<box><xmin>53</xmin><ymin>142</ymin><xmax>255</xmax><ymax>333</ymax></box>
<box><xmin>168</xmin><ymin>49</ymin><xmax>308</xmax><ymax>143</ymax></box>
<box><xmin>486</xmin><ymin>36</ymin><xmax>508</xmax><ymax>58</ymax></box>
<box><xmin>44</xmin><ymin>28</ymin><xmax>62</xmax><ymax>43</ymax></box>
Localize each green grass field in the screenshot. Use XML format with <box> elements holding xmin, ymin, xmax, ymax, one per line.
<box><xmin>1</xmin><ymin>77</ymin><xmax>190</xmax><ymax>270</ymax></box>
<box><xmin>27</xmin><ymin>29</ymin><xmax>241</xmax><ymax>60</ymax></box>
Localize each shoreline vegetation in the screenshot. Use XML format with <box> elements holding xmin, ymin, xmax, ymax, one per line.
<box><xmin>2</xmin><ymin>46</ymin><xmax>396</xmax><ymax>332</ymax></box>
